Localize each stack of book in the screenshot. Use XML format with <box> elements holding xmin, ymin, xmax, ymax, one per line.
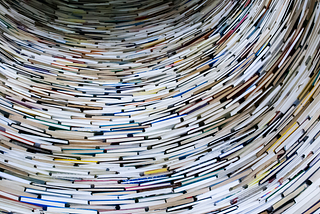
<box><xmin>0</xmin><ymin>0</ymin><xmax>319</xmax><ymax>213</ymax></box>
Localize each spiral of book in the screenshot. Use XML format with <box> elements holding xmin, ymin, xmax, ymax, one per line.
<box><xmin>0</xmin><ymin>0</ymin><xmax>319</xmax><ymax>213</ymax></box>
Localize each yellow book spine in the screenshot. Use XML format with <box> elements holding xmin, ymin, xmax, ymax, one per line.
<box><xmin>144</xmin><ymin>168</ymin><xmax>168</xmax><ymax>175</ymax></box>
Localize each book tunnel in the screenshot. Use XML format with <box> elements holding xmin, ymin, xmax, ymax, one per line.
<box><xmin>0</xmin><ymin>0</ymin><xmax>319</xmax><ymax>213</ymax></box>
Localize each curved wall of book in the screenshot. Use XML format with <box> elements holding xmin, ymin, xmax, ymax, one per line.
<box><xmin>0</xmin><ymin>0</ymin><xmax>319</xmax><ymax>213</ymax></box>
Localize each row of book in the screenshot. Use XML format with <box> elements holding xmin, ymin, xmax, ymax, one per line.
<box><xmin>0</xmin><ymin>0</ymin><xmax>319</xmax><ymax>213</ymax></box>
